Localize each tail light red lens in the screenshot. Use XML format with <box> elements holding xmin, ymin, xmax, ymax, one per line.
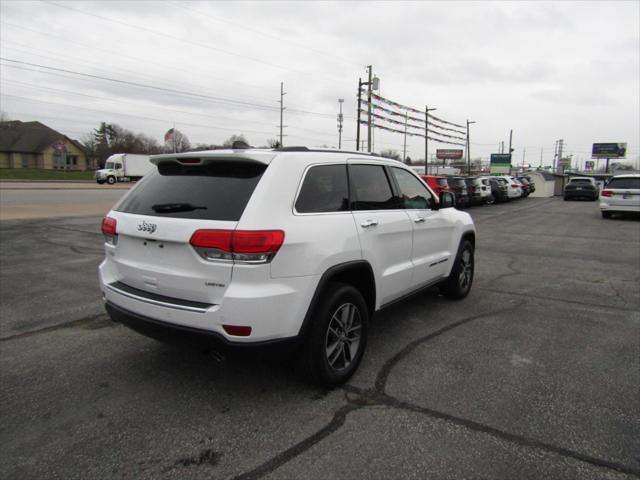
<box><xmin>101</xmin><ymin>216</ymin><xmax>117</xmax><ymax>244</ymax></box>
<box><xmin>190</xmin><ymin>229</ymin><xmax>285</xmax><ymax>263</ymax></box>
<box><xmin>190</xmin><ymin>230</ymin><xmax>233</xmax><ymax>251</ymax></box>
<box><xmin>512</xmin><ymin>184</ymin><xmax>519</xmax><ymax>188</ymax></box>
<box><xmin>601</xmin><ymin>190</ymin><xmax>613</xmax><ymax>197</ymax></box>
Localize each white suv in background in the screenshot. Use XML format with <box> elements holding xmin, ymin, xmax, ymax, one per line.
<box><xmin>492</xmin><ymin>175</ymin><xmax>522</xmax><ymax>199</ymax></box>
<box><xmin>600</xmin><ymin>174</ymin><xmax>640</xmax><ymax>218</ymax></box>
<box><xmin>99</xmin><ymin>146</ymin><xmax>476</xmax><ymax>386</ymax></box>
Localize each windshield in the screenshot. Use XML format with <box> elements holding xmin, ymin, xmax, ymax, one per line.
<box><xmin>105</xmin><ymin>162</ymin><xmax>115</xmax><ymax>169</ymax></box>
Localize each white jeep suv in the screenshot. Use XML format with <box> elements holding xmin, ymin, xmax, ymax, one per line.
<box><xmin>99</xmin><ymin>147</ymin><xmax>476</xmax><ymax>386</ymax></box>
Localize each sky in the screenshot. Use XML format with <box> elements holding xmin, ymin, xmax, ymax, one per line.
<box><xmin>1</xmin><ymin>0</ymin><xmax>639</xmax><ymax>169</ymax></box>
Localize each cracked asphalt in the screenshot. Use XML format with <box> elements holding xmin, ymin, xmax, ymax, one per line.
<box><xmin>1</xmin><ymin>196</ymin><xmax>639</xmax><ymax>479</ymax></box>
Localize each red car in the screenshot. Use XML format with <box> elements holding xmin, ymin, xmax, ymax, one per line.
<box><xmin>421</xmin><ymin>175</ymin><xmax>450</xmax><ymax>197</ymax></box>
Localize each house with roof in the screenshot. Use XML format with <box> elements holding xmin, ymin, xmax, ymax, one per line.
<box><xmin>0</xmin><ymin>120</ymin><xmax>91</xmax><ymax>170</ymax></box>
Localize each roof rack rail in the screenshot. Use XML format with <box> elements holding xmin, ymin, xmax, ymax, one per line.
<box><xmin>275</xmin><ymin>146</ymin><xmax>309</xmax><ymax>152</ymax></box>
<box><xmin>274</xmin><ymin>146</ymin><xmax>380</xmax><ymax>157</ymax></box>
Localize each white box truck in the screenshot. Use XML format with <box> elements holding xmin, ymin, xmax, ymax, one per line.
<box><xmin>95</xmin><ymin>153</ymin><xmax>154</xmax><ymax>184</ymax></box>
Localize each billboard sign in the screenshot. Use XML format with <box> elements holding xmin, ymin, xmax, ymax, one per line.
<box><xmin>585</xmin><ymin>160</ymin><xmax>595</xmax><ymax>171</ymax></box>
<box><xmin>490</xmin><ymin>153</ymin><xmax>511</xmax><ymax>173</ymax></box>
<box><xmin>436</xmin><ymin>149</ymin><xmax>463</xmax><ymax>160</ymax></box>
<box><xmin>592</xmin><ymin>143</ymin><xmax>626</xmax><ymax>159</ymax></box>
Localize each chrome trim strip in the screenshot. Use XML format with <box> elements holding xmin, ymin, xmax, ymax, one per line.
<box><xmin>106</xmin><ymin>284</ymin><xmax>210</xmax><ymax>313</ymax></box>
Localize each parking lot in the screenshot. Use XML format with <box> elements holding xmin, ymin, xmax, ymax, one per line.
<box><xmin>1</xmin><ymin>195</ymin><xmax>639</xmax><ymax>479</ymax></box>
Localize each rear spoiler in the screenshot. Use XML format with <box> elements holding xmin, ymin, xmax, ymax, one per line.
<box><xmin>150</xmin><ymin>150</ymin><xmax>277</xmax><ymax>166</ymax></box>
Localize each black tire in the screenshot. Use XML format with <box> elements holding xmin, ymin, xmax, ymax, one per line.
<box><xmin>485</xmin><ymin>196</ymin><xmax>495</xmax><ymax>205</ymax></box>
<box><xmin>601</xmin><ymin>211</ymin><xmax>612</xmax><ymax>219</ymax></box>
<box><xmin>563</xmin><ymin>196</ymin><xmax>569</xmax><ymax>201</ymax></box>
<box><xmin>440</xmin><ymin>240</ymin><xmax>474</xmax><ymax>299</ymax></box>
<box><xmin>107</xmin><ymin>176</ymin><xmax>116</xmax><ymax>185</ymax></box>
<box><xmin>96</xmin><ymin>180</ymin><xmax>105</xmax><ymax>185</ymax></box>
<box><xmin>298</xmin><ymin>282</ymin><xmax>368</xmax><ymax>388</ymax></box>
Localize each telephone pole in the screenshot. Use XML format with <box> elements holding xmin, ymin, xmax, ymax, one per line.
<box><xmin>466</xmin><ymin>119</ymin><xmax>476</xmax><ymax>175</ymax></box>
<box><xmin>367</xmin><ymin>65</ymin><xmax>373</xmax><ymax>152</ymax></box>
<box><xmin>425</xmin><ymin>105</ymin><xmax>437</xmax><ymax>174</ymax></box>
<box><xmin>337</xmin><ymin>98</ymin><xmax>344</xmax><ymax>149</ymax></box>
<box><xmin>403</xmin><ymin>112</ymin><xmax>408</xmax><ymax>162</ymax></box>
<box><xmin>278</xmin><ymin>82</ymin><xmax>287</xmax><ymax>147</ymax></box>
<box><xmin>356</xmin><ymin>78</ymin><xmax>362</xmax><ymax>151</ymax></box>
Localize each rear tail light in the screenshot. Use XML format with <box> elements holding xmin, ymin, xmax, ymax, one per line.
<box><xmin>601</xmin><ymin>190</ymin><xmax>613</xmax><ymax>197</ymax></box>
<box><xmin>512</xmin><ymin>184</ymin><xmax>519</xmax><ymax>188</ymax></box>
<box><xmin>190</xmin><ymin>229</ymin><xmax>285</xmax><ymax>264</ymax></box>
<box><xmin>101</xmin><ymin>216</ymin><xmax>118</xmax><ymax>245</ymax></box>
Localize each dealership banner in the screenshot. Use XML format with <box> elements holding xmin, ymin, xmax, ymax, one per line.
<box><xmin>591</xmin><ymin>143</ymin><xmax>627</xmax><ymax>158</ymax></box>
<box><xmin>361</xmin><ymin>91</ymin><xmax>467</xmax><ymax>132</ymax></box>
<box><xmin>358</xmin><ymin>121</ymin><xmax>465</xmax><ymax>146</ymax></box>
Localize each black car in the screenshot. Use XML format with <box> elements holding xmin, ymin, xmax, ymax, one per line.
<box><xmin>564</xmin><ymin>177</ymin><xmax>599</xmax><ymax>201</ymax></box>
<box><xmin>464</xmin><ymin>177</ymin><xmax>484</xmax><ymax>205</ymax></box>
<box><xmin>446</xmin><ymin>177</ymin><xmax>471</xmax><ymax>208</ymax></box>
<box><xmin>489</xmin><ymin>178</ymin><xmax>509</xmax><ymax>202</ymax></box>
<box><xmin>517</xmin><ymin>177</ymin><xmax>531</xmax><ymax>197</ymax></box>
<box><xmin>520</xmin><ymin>175</ymin><xmax>536</xmax><ymax>193</ymax></box>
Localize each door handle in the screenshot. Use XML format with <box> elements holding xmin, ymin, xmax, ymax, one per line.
<box><xmin>360</xmin><ymin>220</ymin><xmax>378</xmax><ymax>228</ymax></box>
<box><xmin>413</xmin><ymin>217</ymin><xmax>426</xmax><ymax>223</ymax></box>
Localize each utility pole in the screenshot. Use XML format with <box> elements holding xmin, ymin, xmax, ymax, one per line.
<box><xmin>466</xmin><ymin>119</ymin><xmax>476</xmax><ymax>175</ymax></box>
<box><xmin>337</xmin><ymin>98</ymin><xmax>344</xmax><ymax>150</ymax></box>
<box><xmin>278</xmin><ymin>82</ymin><xmax>286</xmax><ymax>147</ymax></box>
<box><xmin>367</xmin><ymin>65</ymin><xmax>373</xmax><ymax>152</ymax></box>
<box><xmin>522</xmin><ymin>147</ymin><xmax>526</xmax><ymax>171</ymax></box>
<box><xmin>540</xmin><ymin>147</ymin><xmax>543</xmax><ymax>168</ymax></box>
<box><xmin>424</xmin><ymin>105</ymin><xmax>437</xmax><ymax>174</ymax></box>
<box><xmin>500</xmin><ymin>141</ymin><xmax>504</xmax><ymax>153</ymax></box>
<box><xmin>403</xmin><ymin>112</ymin><xmax>408</xmax><ymax>163</ymax></box>
<box><xmin>557</xmin><ymin>139</ymin><xmax>564</xmax><ymax>173</ymax></box>
<box><xmin>356</xmin><ymin>78</ymin><xmax>362</xmax><ymax>151</ymax></box>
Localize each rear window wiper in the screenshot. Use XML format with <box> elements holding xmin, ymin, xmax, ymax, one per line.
<box><xmin>151</xmin><ymin>203</ymin><xmax>208</xmax><ymax>213</ymax></box>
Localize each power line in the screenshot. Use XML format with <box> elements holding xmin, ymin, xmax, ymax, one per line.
<box><xmin>2</xmin><ymin>94</ymin><xmax>335</xmax><ymax>145</ymax></box>
<box><xmin>0</xmin><ymin>21</ymin><xmax>265</xmax><ymax>91</ymax></box>
<box><xmin>1</xmin><ymin>59</ymin><xmax>351</xmax><ymax>123</ymax></box>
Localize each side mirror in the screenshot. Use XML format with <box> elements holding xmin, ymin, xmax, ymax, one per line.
<box><xmin>440</xmin><ymin>191</ymin><xmax>456</xmax><ymax>209</ymax></box>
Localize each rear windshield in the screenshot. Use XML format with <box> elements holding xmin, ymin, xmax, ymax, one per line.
<box><xmin>115</xmin><ymin>161</ymin><xmax>266</xmax><ymax>221</ymax></box>
<box><xmin>436</xmin><ymin>178</ymin><xmax>449</xmax><ymax>187</ymax></box>
<box><xmin>569</xmin><ymin>178</ymin><xmax>593</xmax><ymax>184</ymax></box>
<box><xmin>606</xmin><ymin>178</ymin><xmax>640</xmax><ymax>189</ymax></box>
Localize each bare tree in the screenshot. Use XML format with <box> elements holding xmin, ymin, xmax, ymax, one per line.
<box><xmin>380</xmin><ymin>149</ymin><xmax>401</xmax><ymax>161</ymax></box>
<box><xmin>266</xmin><ymin>138</ymin><xmax>281</xmax><ymax>148</ymax></box>
<box><xmin>223</xmin><ymin>134</ymin><xmax>249</xmax><ymax>147</ymax></box>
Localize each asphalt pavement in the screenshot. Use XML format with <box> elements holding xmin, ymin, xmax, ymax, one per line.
<box><xmin>1</xmin><ymin>196</ymin><xmax>639</xmax><ymax>479</ymax></box>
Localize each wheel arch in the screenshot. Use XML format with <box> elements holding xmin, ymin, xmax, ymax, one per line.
<box><xmin>298</xmin><ymin>260</ymin><xmax>376</xmax><ymax>339</ymax></box>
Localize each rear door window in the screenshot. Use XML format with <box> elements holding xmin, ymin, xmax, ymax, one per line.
<box><xmin>349</xmin><ymin>164</ymin><xmax>401</xmax><ymax>210</ymax></box>
<box><xmin>295</xmin><ymin>164</ymin><xmax>349</xmax><ymax>213</ymax></box>
<box><xmin>115</xmin><ymin>161</ymin><xmax>266</xmax><ymax>221</ymax></box>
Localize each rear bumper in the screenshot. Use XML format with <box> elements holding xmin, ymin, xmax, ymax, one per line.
<box><xmin>106</xmin><ymin>302</ymin><xmax>300</xmax><ymax>354</ymax></box>
<box><xmin>565</xmin><ymin>189</ymin><xmax>598</xmax><ymax>198</ymax></box>
<box><xmin>599</xmin><ymin>201</ymin><xmax>640</xmax><ymax>213</ymax></box>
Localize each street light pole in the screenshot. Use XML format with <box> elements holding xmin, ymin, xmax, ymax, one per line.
<box><xmin>424</xmin><ymin>106</ymin><xmax>436</xmax><ymax>175</ymax></box>
<box><xmin>466</xmin><ymin>119</ymin><xmax>476</xmax><ymax>175</ymax></box>
<box><xmin>337</xmin><ymin>98</ymin><xmax>344</xmax><ymax>150</ymax></box>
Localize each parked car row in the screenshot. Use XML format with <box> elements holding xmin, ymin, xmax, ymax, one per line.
<box><xmin>420</xmin><ymin>174</ymin><xmax>535</xmax><ymax>208</ymax></box>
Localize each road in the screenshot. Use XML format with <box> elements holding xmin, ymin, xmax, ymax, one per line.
<box><xmin>0</xmin><ymin>182</ymin><xmax>128</xmax><ymax>220</ymax></box>
<box><xmin>1</xmin><ymin>195</ymin><xmax>639</xmax><ymax>479</ymax></box>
